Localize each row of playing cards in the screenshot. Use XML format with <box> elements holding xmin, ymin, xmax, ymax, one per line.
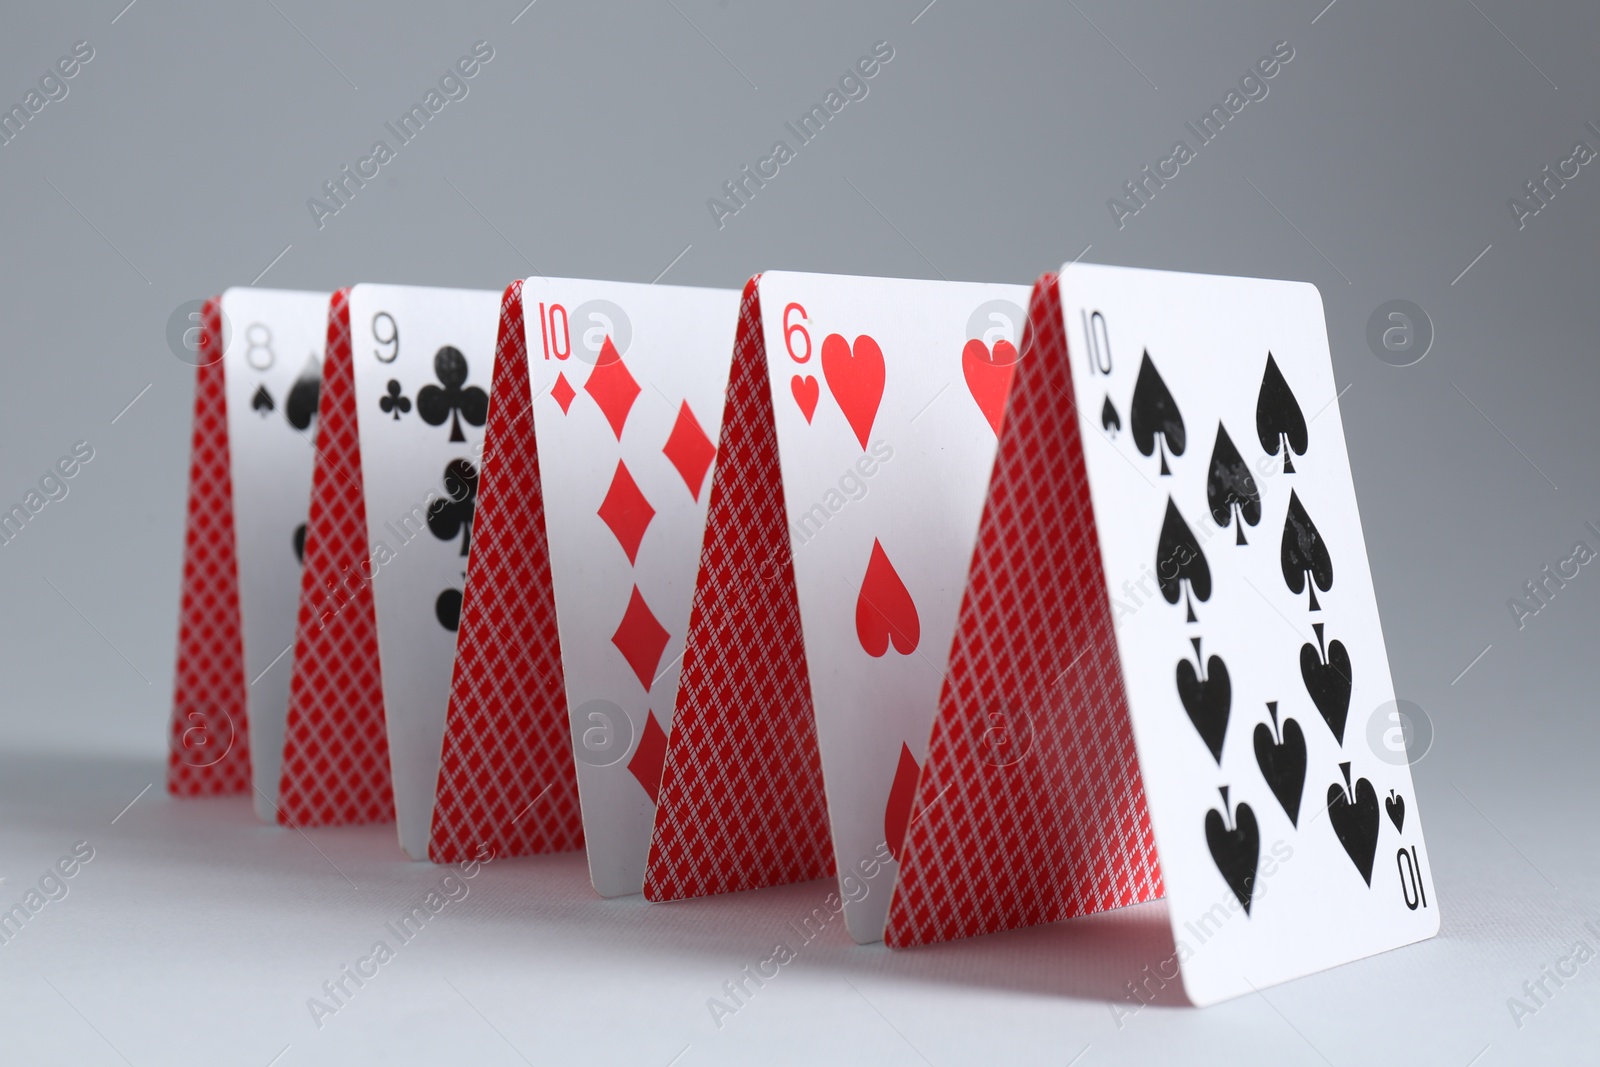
<box><xmin>166</xmin><ymin>264</ymin><xmax>1437</xmax><ymax>1005</ymax></box>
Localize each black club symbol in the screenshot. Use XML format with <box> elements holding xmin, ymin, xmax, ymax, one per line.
<box><xmin>417</xmin><ymin>346</ymin><xmax>488</xmax><ymax>442</ymax></box>
<box><xmin>436</xmin><ymin>576</ymin><xmax>465</xmax><ymax>632</ymax></box>
<box><xmin>379</xmin><ymin>379</ymin><xmax>411</xmax><ymax>420</ymax></box>
<box><xmin>427</xmin><ymin>458</ymin><xmax>479</xmax><ymax>557</ymax></box>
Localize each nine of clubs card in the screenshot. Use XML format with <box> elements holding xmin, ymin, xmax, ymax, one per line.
<box><xmin>347</xmin><ymin>284</ymin><xmax>500</xmax><ymax>860</ymax></box>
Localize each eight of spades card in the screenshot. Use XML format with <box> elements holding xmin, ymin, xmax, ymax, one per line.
<box><xmin>759</xmin><ymin>271</ymin><xmax>1033</xmax><ymax>944</ymax></box>
<box><xmin>525</xmin><ymin>278</ymin><xmax>739</xmax><ymax>898</ymax></box>
<box><xmin>219</xmin><ymin>287</ymin><xmax>329</xmax><ymax>821</ymax></box>
<box><xmin>1059</xmin><ymin>262</ymin><xmax>1438</xmax><ymax>1006</ymax></box>
<box><xmin>346</xmin><ymin>284</ymin><xmax>500</xmax><ymax>860</ymax></box>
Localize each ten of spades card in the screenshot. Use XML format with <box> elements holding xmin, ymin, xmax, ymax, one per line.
<box><xmin>1058</xmin><ymin>262</ymin><xmax>1438</xmax><ymax>1006</ymax></box>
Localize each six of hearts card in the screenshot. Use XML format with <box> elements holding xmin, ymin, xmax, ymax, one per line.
<box><xmin>165</xmin><ymin>264</ymin><xmax>1437</xmax><ymax>1004</ymax></box>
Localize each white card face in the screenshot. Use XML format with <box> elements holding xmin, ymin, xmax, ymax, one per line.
<box><xmin>220</xmin><ymin>287</ymin><xmax>329</xmax><ymax>822</ymax></box>
<box><xmin>758</xmin><ymin>271</ymin><xmax>1031</xmax><ymax>943</ymax></box>
<box><xmin>346</xmin><ymin>284</ymin><xmax>500</xmax><ymax>860</ymax></box>
<box><xmin>525</xmin><ymin>278</ymin><xmax>738</xmax><ymax>898</ymax></box>
<box><xmin>1059</xmin><ymin>262</ymin><xmax>1438</xmax><ymax>1005</ymax></box>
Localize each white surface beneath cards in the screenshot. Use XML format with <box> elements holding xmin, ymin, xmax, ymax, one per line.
<box><xmin>0</xmin><ymin>743</ymin><xmax>1581</xmax><ymax>1067</ymax></box>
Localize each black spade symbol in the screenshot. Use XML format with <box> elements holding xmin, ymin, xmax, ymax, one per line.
<box><xmin>285</xmin><ymin>357</ymin><xmax>320</xmax><ymax>431</ymax></box>
<box><xmin>1130</xmin><ymin>351</ymin><xmax>1185</xmax><ymax>475</ymax></box>
<box><xmin>1205</xmin><ymin>786</ymin><xmax>1260</xmax><ymax>915</ymax></box>
<box><xmin>1253</xmin><ymin>702</ymin><xmax>1307</xmax><ymax>827</ymax></box>
<box><xmin>1327</xmin><ymin>762</ymin><xmax>1380</xmax><ymax>886</ymax></box>
<box><xmin>1156</xmin><ymin>497</ymin><xmax>1210</xmax><ymax>623</ymax></box>
<box><xmin>417</xmin><ymin>346</ymin><xmax>489</xmax><ymax>443</ymax></box>
<box><xmin>1300</xmin><ymin>622</ymin><xmax>1352</xmax><ymax>744</ymax></box>
<box><xmin>1386</xmin><ymin>790</ymin><xmax>1406</xmax><ymax>833</ymax></box>
<box><xmin>251</xmin><ymin>384</ymin><xmax>274</xmax><ymax>416</ymax></box>
<box><xmin>292</xmin><ymin>523</ymin><xmax>307</xmax><ymax>564</ymax></box>
<box><xmin>1101</xmin><ymin>395</ymin><xmax>1121</xmax><ymax>435</ymax></box>
<box><xmin>1176</xmin><ymin>637</ymin><xmax>1230</xmax><ymax>764</ymax></box>
<box><xmin>1255</xmin><ymin>353</ymin><xmax>1308</xmax><ymax>474</ymax></box>
<box><xmin>1280</xmin><ymin>490</ymin><xmax>1333</xmax><ymax>611</ymax></box>
<box><xmin>427</xmin><ymin>459</ymin><xmax>479</xmax><ymax>557</ymax></box>
<box><xmin>436</xmin><ymin>588</ymin><xmax>463</xmax><ymax>631</ymax></box>
<box><xmin>1207</xmin><ymin>423</ymin><xmax>1261</xmax><ymax>545</ymax></box>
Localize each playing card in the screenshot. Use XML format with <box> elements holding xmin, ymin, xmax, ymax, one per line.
<box><xmin>524</xmin><ymin>277</ymin><xmax>738</xmax><ymax>897</ymax></box>
<box><xmin>346</xmin><ymin>284</ymin><xmax>500</xmax><ymax>860</ymax></box>
<box><xmin>279</xmin><ymin>290</ymin><xmax>393</xmax><ymax>829</ymax></box>
<box><xmin>218</xmin><ymin>288</ymin><xmax>328</xmax><ymax>821</ymax></box>
<box><xmin>168</xmin><ymin>296</ymin><xmax>252</xmax><ymax>796</ymax></box>
<box><xmin>756</xmin><ymin>272</ymin><xmax>1030</xmax><ymax>943</ymax></box>
<box><xmin>429</xmin><ymin>281</ymin><xmax>585</xmax><ymax>864</ymax></box>
<box><xmin>643</xmin><ymin>278</ymin><xmax>834</xmax><ymax>905</ymax></box>
<box><xmin>1058</xmin><ymin>262</ymin><xmax>1438</xmax><ymax>1005</ymax></box>
<box><xmin>883</xmin><ymin>274</ymin><xmax>1162</xmax><ymax>950</ymax></box>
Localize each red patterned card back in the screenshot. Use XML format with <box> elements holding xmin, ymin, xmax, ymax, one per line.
<box><xmin>428</xmin><ymin>281</ymin><xmax>585</xmax><ymax>863</ymax></box>
<box><xmin>642</xmin><ymin>276</ymin><xmax>834</xmax><ymax>902</ymax></box>
<box><xmin>277</xmin><ymin>289</ymin><xmax>395</xmax><ymax>828</ymax></box>
<box><xmin>167</xmin><ymin>296</ymin><xmax>252</xmax><ymax>796</ymax></box>
<box><xmin>883</xmin><ymin>273</ymin><xmax>1162</xmax><ymax>948</ymax></box>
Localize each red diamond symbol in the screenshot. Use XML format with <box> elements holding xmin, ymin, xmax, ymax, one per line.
<box><xmin>662</xmin><ymin>401</ymin><xmax>716</xmax><ymax>502</ymax></box>
<box><xmin>584</xmin><ymin>338</ymin><xmax>640</xmax><ymax>440</ymax></box>
<box><xmin>628</xmin><ymin>709</ymin><xmax>669</xmax><ymax>805</ymax></box>
<box><xmin>551</xmin><ymin>372</ymin><xmax>576</xmax><ymax>414</ymax></box>
<box><xmin>597</xmin><ymin>461</ymin><xmax>654</xmax><ymax>565</ymax></box>
<box><xmin>612</xmin><ymin>586</ymin><xmax>670</xmax><ymax>691</ymax></box>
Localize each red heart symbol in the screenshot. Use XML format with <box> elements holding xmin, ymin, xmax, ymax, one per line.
<box><xmin>791</xmin><ymin>374</ymin><xmax>819</xmax><ymax>423</ymax></box>
<box><xmin>884</xmin><ymin>742</ymin><xmax>920</xmax><ymax>864</ymax></box>
<box><xmin>821</xmin><ymin>333</ymin><xmax>885</xmax><ymax>449</ymax></box>
<box><xmin>856</xmin><ymin>539</ymin><xmax>919</xmax><ymax>657</ymax></box>
<box><xmin>962</xmin><ymin>337</ymin><xmax>1018</xmax><ymax>436</ymax></box>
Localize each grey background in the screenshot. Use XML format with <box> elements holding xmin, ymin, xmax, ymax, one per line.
<box><xmin>0</xmin><ymin>0</ymin><xmax>1596</xmax><ymax>1063</ymax></box>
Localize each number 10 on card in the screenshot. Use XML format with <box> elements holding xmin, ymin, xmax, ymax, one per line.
<box><xmin>538</xmin><ymin>302</ymin><xmax>570</xmax><ymax>361</ymax></box>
